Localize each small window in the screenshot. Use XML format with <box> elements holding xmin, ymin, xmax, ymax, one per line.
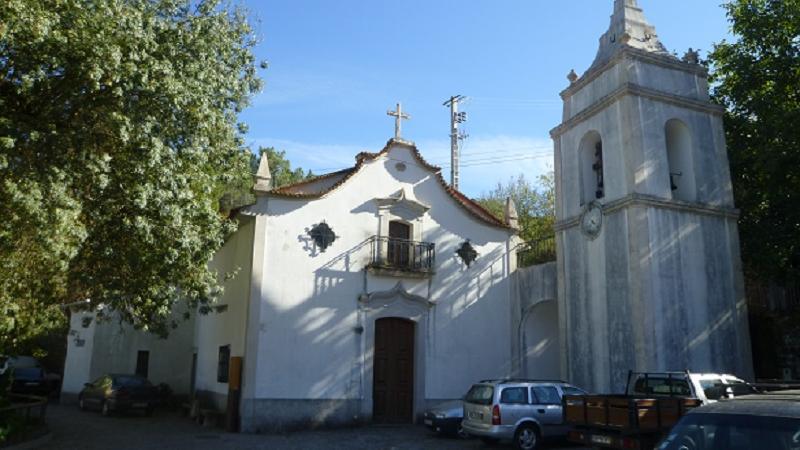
<box><xmin>531</xmin><ymin>386</ymin><xmax>561</xmax><ymax>405</ymax></box>
<box><xmin>562</xmin><ymin>386</ymin><xmax>587</xmax><ymax>397</ymax></box>
<box><xmin>464</xmin><ymin>384</ymin><xmax>494</xmax><ymax>405</ymax></box>
<box><xmin>632</xmin><ymin>376</ymin><xmax>691</xmax><ymax>396</ymax></box>
<box><xmin>217</xmin><ymin>345</ymin><xmax>230</xmax><ymax>383</ymax></box>
<box><xmin>500</xmin><ymin>387</ymin><xmax>528</xmax><ymax>404</ymax></box>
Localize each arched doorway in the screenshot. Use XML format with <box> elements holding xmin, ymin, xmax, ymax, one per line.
<box><xmin>522</xmin><ymin>301</ymin><xmax>561</xmax><ymax>379</ymax></box>
<box><xmin>373</xmin><ymin>317</ymin><xmax>415</xmax><ymax>423</ymax></box>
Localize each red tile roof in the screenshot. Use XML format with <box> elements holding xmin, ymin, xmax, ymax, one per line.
<box><xmin>265</xmin><ymin>139</ymin><xmax>513</xmax><ymax>230</ymax></box>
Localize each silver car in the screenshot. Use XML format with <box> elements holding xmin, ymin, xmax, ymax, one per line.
<box><xmin>462</xmin><ymin>379</ymin><xmax>587</xmax><ymax>450</ymax></box>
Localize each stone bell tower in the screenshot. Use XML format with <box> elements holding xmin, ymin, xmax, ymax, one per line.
<box><xmin>552</xmin><ymin>0</ymin><xmax>753</xmax><ymax>393</ymax></box>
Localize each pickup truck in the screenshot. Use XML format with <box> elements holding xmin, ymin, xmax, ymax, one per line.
<box><xmin>563</xmin><ymin>371</ymin><xmax>757</xmax><ymax>450</ymax></box>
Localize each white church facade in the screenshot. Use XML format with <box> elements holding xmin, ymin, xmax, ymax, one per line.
<box><xmin>61</xmin><ymin>0</ymin><xmax>754</xmax><ymax>432</ymax></box>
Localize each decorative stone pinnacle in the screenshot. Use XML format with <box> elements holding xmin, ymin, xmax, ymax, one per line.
<box><xmin>567</xmin><ymin>69</ymin><xmax>579</xmax><ymax>84</ymax></box>
<box><xmin>505</xmin><ymin>197</ymin><xmax>520</xmax><ymax>230</ymax></box>
<box><xmin>590</xmin><ymin>0</ymin><xmax>672</xmax><ymax>69</ymax></box>
<box><xmin>253</xmin><ymin>152</ymin><xmax>272</xmax><ymax>192</ymax></box>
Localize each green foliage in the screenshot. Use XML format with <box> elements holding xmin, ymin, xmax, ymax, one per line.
<box><xmin>220</xmin><ymin>147</ymin><xmax>313</xmax><ymax>210</ymax></box>
<box><xmin>477</xmin><ymin>172</ymin><xmax>555</xmax><ymax>244</ymax></box>
<box><xmin>709</xmin><ymin>0</ymin><xmax>800</xmax><ymax>281</ymax></box>
<box><xmin>0</xmin><ymin>0</ymin><xmax>262</xmax><ymax>347</ymax></box>
<box><xmin>255</xmin><ymin>147</ymin><xmax>314</xmax><ymax>189</ymax></box>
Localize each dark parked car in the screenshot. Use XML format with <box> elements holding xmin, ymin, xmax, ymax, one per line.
<box><xmin>78</xmin><ymin>374</ymin><xmax>159</xmax><ymax>416</ymax></box>
<box><xmin>423</xmin><ymin>400</ymin><xmax>466</xmax><ymax>438</ymax></box>
<box><xmin>656</xmin><ymin>390</ymin><xmax>800</xmax><ymax>450</ymax></box>
<box><xmin>10</xmin><ymin>367</ymin><xmax>50</xmax><ymax>397</ymax></box>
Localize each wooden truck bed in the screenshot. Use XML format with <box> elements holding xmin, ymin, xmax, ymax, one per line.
<box><xmin>564</xmin><ymin>394</ymin><xmax>703</xmax><ymax>433</ymax></box>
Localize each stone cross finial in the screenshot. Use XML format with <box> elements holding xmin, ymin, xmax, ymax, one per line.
<box><xmin>567</xmin><ymin>69</ymin><xmax>579</xmax><ymax>84</ymax></box>
<box><xmin>253</xmin><ymin>152</ymin><xmax>272</xmax><ymax>192</ymax></box>
<box><xmin>387</xmin><ymin>103</ymin><xmax>411</xmax><ymax>139</ymax></box>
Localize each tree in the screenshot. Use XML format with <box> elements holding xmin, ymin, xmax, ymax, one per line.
<box><xmin>0</xmin><ymin>0</ymin><xmax>262</xmax><ymax>350</ymax></box>
<box><xmin>255</xmin><ymin>147</ymin><xmax>314</xmax><ymax>189</ymax></box>
<box><xmin>477</xmin><ymin>172</ymin><xmax>555</xmax><ymax>245</ymax></box>
<box><xmin>221</xmin><ymin>147</ymin><xmax>313</xmax><ymax>210</ymax></box>
<box><xmin>709</xmin><ymin>0</ymin><xmax>800</xmax><ymax>282</ymax></box>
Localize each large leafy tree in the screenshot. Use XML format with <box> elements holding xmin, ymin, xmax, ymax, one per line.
<box><xmin>709</xmin><ymin>0</ymin><xmax>800</xmax><ymax>282</ymax></box>
<box><xmin>0</xmin><ymin>0</ymin><xmax>262</xmax><ymax>349</ymax></box>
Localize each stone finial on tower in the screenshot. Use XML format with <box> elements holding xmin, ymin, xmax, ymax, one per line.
<box><xmin>590</xmin><ymin>0</ymin><xmax>671</xmax><ymax>69</ymax></box>
<box><xmin>567</xmin><ymin>69</ymin><xmax>579</xmax><ymax>84</ymax></box>
<box><xmin>253</xmin><ymin>152</ymin><xmax>272</xmax><ymax>193</ymax></box>
<box><xmin>505</xmin><ymin>197</ymin><xmax>520</xmax><ymax>230</ymax></box>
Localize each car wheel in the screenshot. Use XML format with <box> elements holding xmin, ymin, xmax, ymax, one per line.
<box><xmin>456</xmin><ymin>421</ymin><xmax>468</xmax><ymax>439</ymax></box>
<box><xmin>514</xmin><ymin>424</ymin><xmax>539</xmax><ymax>450</ymax></box>
<box><xmin>101</xmin><ymin>401</ymin><xmax>111</xmax><ymax>417</ymax></box>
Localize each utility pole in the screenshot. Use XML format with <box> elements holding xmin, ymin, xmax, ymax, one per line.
<box><xmin>443</xmin><ymin>95</ymin><xmax>468</xmax><ymax>190</ymax></box>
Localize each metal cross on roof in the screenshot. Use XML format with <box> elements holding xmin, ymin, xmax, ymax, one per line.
<box><xmin>387</xmin><ymin>102</ymin><xmax>410</xmax><ymax>139</ymax></box>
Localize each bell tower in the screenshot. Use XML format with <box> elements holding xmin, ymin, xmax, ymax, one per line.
<box><xmin>552</xmin><ymin>0</ymin><xmax>753</xmax><ymax>392</ymax></box>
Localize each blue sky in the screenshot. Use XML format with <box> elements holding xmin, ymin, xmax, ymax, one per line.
<box><xmin>239</xmin><ymin>0</ymin><xmax>734</xmax><ymax>197</ymax></box>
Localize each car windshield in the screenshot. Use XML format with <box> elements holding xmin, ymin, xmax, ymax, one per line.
<box><xmin>657</xmin><ymin>413</ymin><xmax>800</xmax><ymax>450</ymax></box>
<box><xmin>728</xmin><ymin>380</ymin><xmax>759</xmax><ymax>396</ymax></box>
<box><xmin>465</xmin><ymin>385</ymin><xmax>494</xmax><ymax>405</ymax></box>
<box><xmin>13</xmin><ymin>367</ymin><xmax>43</xmax><ymax>379</ymax></box>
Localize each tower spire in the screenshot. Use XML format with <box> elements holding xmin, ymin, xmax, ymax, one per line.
<box><xmin>590</xmin><ymin>0</ymin><xmax>670</xmax><ymax>69</ymax></box>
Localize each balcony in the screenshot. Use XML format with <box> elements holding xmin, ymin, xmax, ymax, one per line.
<box><xmin>367</xmin><ymin>236</ymin><xmax>435</xmax><ymax>277</ymax></box>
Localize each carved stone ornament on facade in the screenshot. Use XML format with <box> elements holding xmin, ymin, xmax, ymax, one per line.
<box><xmin>580</xmin><ymin>201</ymin><xmax>603</xmax><ymax>239</ymax></box>
<box><xmin>456</xmin><ymin>240</ymin><xmax>478</xmax><ymax>267</ymax></box>
<box><xmin>308</xmin><ymin>221</ymin><xmax>337</xmax><ymax>252</ymax></box>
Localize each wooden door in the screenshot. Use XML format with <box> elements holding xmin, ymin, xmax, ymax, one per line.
<box><xmin>387</xmin><ymin>221</ymin><xmax>411</xmax><ymax>268</ymax></box>
<box><xmin>373</xmin><ymin>318</ymin><xmax>415</xmax><ymax>423</ymax></box>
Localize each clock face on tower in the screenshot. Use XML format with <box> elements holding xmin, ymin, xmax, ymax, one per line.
<box><xmin>581</xmin><ymin>201</ymin><xmax>603</xmax><ymax>239</ymax></box>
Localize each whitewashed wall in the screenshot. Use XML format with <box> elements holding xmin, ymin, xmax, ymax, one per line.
<box><xmin>193</xmin><ymin>218</ymin><xmax>255</xmax><ymax>409</ymax></box>
<box><xmin>237</xmin><ymin>142</ymin><xmax>516</xmax><ymax>431</ymax></box>
<box><xmin>61</xmin><ymin>307</ymin><xmax>195</xmax><ymax>401</ymax></box>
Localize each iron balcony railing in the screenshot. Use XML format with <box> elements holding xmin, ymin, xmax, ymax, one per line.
<box><xmin>516</xmin><ymin>235</ymin><xmax>557</xmax><ymax>268</ymax></box>
<box><xmin>368</xmin><ymin>236</ymin><xmax>435</xmax><ymax>274</ymax></box>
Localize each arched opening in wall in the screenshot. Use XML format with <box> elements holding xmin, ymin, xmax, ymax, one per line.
<box><xmin>522</xmin><ymin>301</ymin><xmax>560</xmax><ymax>380</ymax></box>
<box><xmin>579</xmin><ymin>131</ymin><xmax>604</xmax><ymax>205</ymax></box>
<box><xmin>665</xmin><ymin>119</ymin><xmax>696</xmax><ymax>202</ymax></box>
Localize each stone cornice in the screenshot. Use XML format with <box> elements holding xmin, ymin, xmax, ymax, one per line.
<box><xmin>561</xmin><ymin>46</ymin><xmax>708</xmax><ymax>100</ymax></box>
<box><xmin>550</xmin><ymin>83</ymin><xmax>725</xmax><ymax>139</ymax></box>
<box><xmin>554</xmin><ymin>193</ymin><xmax>739</xmax><ymax>232</ymax></box>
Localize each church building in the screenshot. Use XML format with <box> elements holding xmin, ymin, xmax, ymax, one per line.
<box><xmin>61</xmin><ymin>0</ymin><xmax>754</xmax><ymax>433</ymax></box>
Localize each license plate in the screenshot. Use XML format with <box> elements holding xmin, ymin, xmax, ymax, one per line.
<box><xmin>591</xmin><ymin>435</ymin><xmax>613</xmax><ymax>445</ymax></box>
<box><xmin>469</xmin><ymin>411</ymin><xmax>483</xmax><ymax>419</ymax></box>
<box><xmin>25</xmin><ymin>382</ymin><xmax>39</xmax><ymax>386</ymax></box>
<box><xmin>133</xmin><ymin>402</ymin><xmax>148</xmax><ymax>408</ymax></box>
<box><xmin>424</xmin><ymin>419</ymin><xmax>433</xmax><ymax>426</ymax></box>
